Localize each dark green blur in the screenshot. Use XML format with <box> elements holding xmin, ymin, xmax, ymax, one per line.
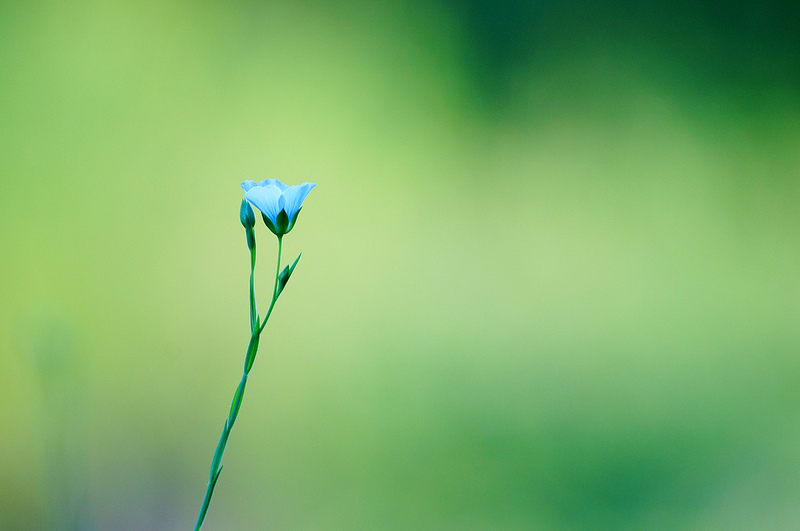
<box><xmin>1</xmin><ymin>1</ymin><xmax>799</xmax><ymax>529</ymax></box>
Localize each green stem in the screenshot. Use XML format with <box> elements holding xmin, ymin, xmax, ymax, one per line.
<box><xmin>249</xmin><ymin>242</ymin><xmax>257</xmax><ymax>333</ymax></box>
<box><xmin>259</xmin><ymin>236</ymin><xmax>282</xmax><ymax>333</ymax></box>
<box><xmin>193</xmin><ymin>235</ymin><xmax>283</xmax><ymax>531</ymax></box>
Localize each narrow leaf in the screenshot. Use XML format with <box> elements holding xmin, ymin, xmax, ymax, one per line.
<box><xmin>277</xmin><ymin>253</ymin><xmax>302</xmax><ymax>297</ymax></box>
<box><xmin>243</xmin><ymin>332</ymin><xmax>260</xmax><ymax>374</ymax></box>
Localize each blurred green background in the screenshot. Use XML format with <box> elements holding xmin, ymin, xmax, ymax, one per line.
<box><xmin>2</xmin><ymin>1</ymin><xmax>800</xmax><ymax>529</ymax></box>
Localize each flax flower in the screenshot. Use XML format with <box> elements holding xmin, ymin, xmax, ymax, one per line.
<box><xmin>242</xmin><ymin>179</ymin><xmax>316</xmax><ymax>236</ymax></box>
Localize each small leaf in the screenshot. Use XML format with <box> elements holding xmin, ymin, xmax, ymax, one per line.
<box><xmin>196</xmin><ymin>465</ymin><xmax>224</xmax><ymax>528</ymax></box>
<box><xmin>209</xmin><ymin>421</ymin><xmax>229</xmax><ymax>482</ymax></box>
<box><xmin>275</xmin><ymin>209</ymin><xmax>290</xmax><ymax>235</ymax></box>
<box><xmin>277</xmin><ymin>265</ymin><xmax>291</xmax><ymax>294</ymax></box>
<box><xmin>243</xmin><ymin>332</ymin><xmax>260</xmax><ymax>374</ymax></box>
<box><xmin>285</xmin><ymin>207</ymin><xmax>302</xmax><ymax>234</ymax></box>
<box><xmin>261</xmin><ymin>212</ymin><xmax>278</xmax><ymax>235</ymax></box>
<box><xmin>277</xmin><ymin>253</ymin><xmax>301</xmax><ymax>296</ymax></box>
<box><xmin>227</xmin><ymin>375</ymin><xmax>248</xmax><ymax>426</ymax></box>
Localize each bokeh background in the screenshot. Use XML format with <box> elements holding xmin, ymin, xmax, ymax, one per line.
<box><xmin>2</xmin><ymin>1</ymin><xmax>800</xmax><ymax>529</ymax></box>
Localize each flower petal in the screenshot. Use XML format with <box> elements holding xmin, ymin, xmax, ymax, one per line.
<box><xmin>281</xmin><ymin>182</ymin><xmax>316</xmax><ymax>218</ymax></box>
<box><xmin>244</xmin><ymin>184</ymin><xmax>283</xmax><ymax>224</ymax></box>
<box><xmin>258</xmin><ymin>179</ymin><xmax>289</xmax><ymax>191</ymax></box>
<box><xmin>241</xmin><ymin>180</ymin><xmax>259</xmax><ymax>192</ymax></box>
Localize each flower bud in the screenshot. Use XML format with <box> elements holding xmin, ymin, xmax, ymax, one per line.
<box><xmin>240</xmin><ymin>199</ymin><xmax>256</xmax><ymax>229</ymax></box>
<box><xmin>240</xmin><ymin>200</ymin><xmax>256</xmax><ymax>251</ymax></box>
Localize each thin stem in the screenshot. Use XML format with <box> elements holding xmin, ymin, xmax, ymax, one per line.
<box><xmin>274</xmin><ymin>236</ymin><xmax>282</xmax><ymax>298</ymax></box>
<box><xmin>259</xmin><ymin>236</ymin><xmax>282</xmax><ymax>333</ymax></box>
<box><xmin>249</xmin><ymin>244</ymin><xmax>257</xmax><ymax>333</ymax></box>
<box><xmin>193</xmin><ymin>235</ymin><xmax>283</xmax><ymax>531</ymax></box>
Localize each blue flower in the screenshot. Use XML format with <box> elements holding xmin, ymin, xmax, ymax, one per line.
<box><xmin>242</xmin><ymin>179</ymin><xmax>316</xmax><ymax>236</ymax></box>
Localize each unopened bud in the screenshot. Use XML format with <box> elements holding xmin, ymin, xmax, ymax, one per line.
<box><xmin>240</xmin><ymin>199</ymin><xmax>256</xmax><ymax>229</ymax></box>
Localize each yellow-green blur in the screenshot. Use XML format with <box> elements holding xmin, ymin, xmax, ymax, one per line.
<box><xmin>1</xmin><ymin>1</ymin><xmax>799</xmax><ymax>529</ymax></box>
